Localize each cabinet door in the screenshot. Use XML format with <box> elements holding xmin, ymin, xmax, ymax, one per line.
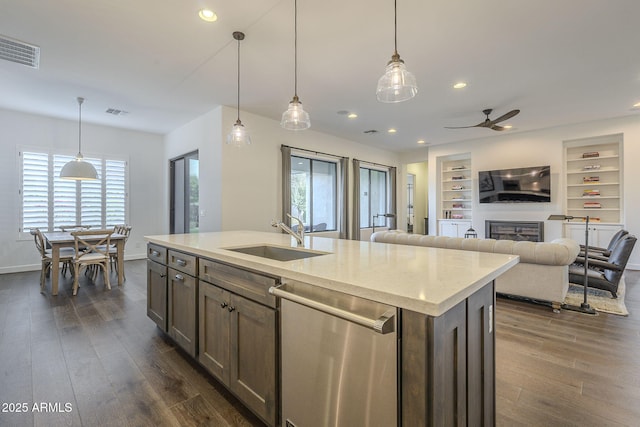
<box><xmin>439</xmin><ymin>221</ymin><xmax>457</xmax><ymax>237</ymax></box>
<box><xmin>198</xmin><ymin>282</ymin><xmax>231</xmax><ymax>386</ymax></box>
<box><xmin>565</xmin><ymin>223</ymin><xmax>623</xmax><ymax>248</ymax></box>
<box><xmin>168</xmin><ymin>268</ymin><xmax>198</xmax><ymax>357</ymax></box>
<box><xmin>229</xmin><ymin>295</ymin><xmax>277</xmax><ymax>426</ymax></box>
<box><xmin>147</xmin><ymin>260</ymin><xmax>167</xmax><ymax>332</ymax></box>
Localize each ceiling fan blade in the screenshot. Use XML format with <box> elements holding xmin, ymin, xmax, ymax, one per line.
<box><xmin>490</xmin><ymin>125</ymin><xmax>506</xmax><ymax>131</ymax></box>
<box><xmin>490</xmin><ymin>109</ymin><xmax>520</xmax><ymax>124</ymax></box>
<box><xmin>445</xmin><ymin>123</ymin><xmax>485</xmax><ymax>129</ymax></box>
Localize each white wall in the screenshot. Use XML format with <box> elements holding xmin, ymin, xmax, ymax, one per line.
<box><xmin>165</xmin><ymin>107</ymin><xmax>223</xmax><ymax>232</ymax></box>
<box><xmin>0</xmin><ymin>108</ymin><xmax>165</xmax><ymax>274</ymax></box>
<box><xmin>165</xmin><ymin>106</ymin><xmax>401</xmax><ymax>236</ymax></box>
<box><xmin>399</xmin><ymin>115</ymin><xmax>640</xmax><ymax>269</ymax></box>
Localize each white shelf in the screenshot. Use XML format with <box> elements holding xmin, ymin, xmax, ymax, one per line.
<box><xmin>563</xmin><ymin>137</ymin><xmax>622</xmax><ymax>226</ymax></box>
<box><xmin>439</xmin><ymin>154</ymin><xmax>472</xmax><ymax>227</ymax></box>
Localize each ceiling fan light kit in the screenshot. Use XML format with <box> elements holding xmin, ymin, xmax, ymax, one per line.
<box><xmin>281</xmin><ymin>0</ymin><xmax>310</xmax><ymax>130</ymax></box>
<box><xmin>60</xmin><ymin>97</ymin><xmax>99</xmax><ymax>180</ymax></box>
<box><xmin>376</xmin><ymin>0</ymin><xmax>417</xmax><ymax>103</ymax></box>
<box><xmin>445</xmin><ymin>108</ymin><xmax>520</xmax><ymax>131</ymax></box>
<box><xmin>227</xmin><ymin>31</ymin><xmax>251</xmax><ymax>147</ymax></box>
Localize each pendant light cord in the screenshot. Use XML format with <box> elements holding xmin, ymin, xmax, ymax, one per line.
<box><xmin>77</xmin><ymin>97</ymin><xmax>84</xmax><ymax>156</ymax></box>
<box><xmin>294</xmin><ymin>0</ymin><xmax>298</xmax><ymax>98</ymax></box>
<box><xmin>394</xmin><ymin>0</ymin><xmax>398</xmax><ymax>55</ymax></box>
<box><xmin>236</xmin><ymin>37</ymin><xmax>241</xmax><ymax>122</ymax></box>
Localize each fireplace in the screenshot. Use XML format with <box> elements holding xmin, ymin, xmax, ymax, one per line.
<box><xmin>485</xmin><ymin>220</ymin><xmax>544</xmax><ymax>242</ymax></box>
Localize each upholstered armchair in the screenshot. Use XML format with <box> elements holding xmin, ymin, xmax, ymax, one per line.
<box><xmin>569</xmin><ymin>234</ymin><xmax>637</xmax><ymax>298</ymax></box>
<box><xmin>578</xmin><ymin>228</ymin><xmax>628</xmax><ymax>261</ymax></box>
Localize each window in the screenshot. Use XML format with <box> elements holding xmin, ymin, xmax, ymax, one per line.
<box><xmin>291</xmin><ymin>155</ymin><xmax>337</xmax><ymax>232</ymax></box>
<box><xmin>20</xmin><ymin>150</ymin><xmax>127</xmax><ymax>235</ymax></box>
<box><xmin>359</xmin><ymin>167</ymin><xmax>388</xmax><ymax>228</ymax></box>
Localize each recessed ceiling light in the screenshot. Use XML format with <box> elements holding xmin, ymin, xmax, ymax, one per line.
<box><xmin>503</xmin><ymin>125</ymin><xmax>513</xmax><ymax>129</ymax></box>
<box><xmin>347</xmin><ymin>113</ymin><xmax>358</xmax><ymax>119</ymax></box>
<box><xmin>633</xmin><ymin>102</ymin><xmax>640</xmax><ymax>109</ymax></box>
<box><xmin>388</xmin><ymin>128</ymin><xmax>397</xmax><ymax>134</ymax></box>
<box><xmin>417</xmin><ymin>139</ymin><xmax>426</xmax><ymax>144</ymax></box>
<box><xmin>198</xmin><ymin>9</ymin><xmax>217</xmax><ymax>22</ymax></box>
<box><xmin>453</xmin><ymin>82</ymin><xmax>467</xmax><ymax>89</ymax></box>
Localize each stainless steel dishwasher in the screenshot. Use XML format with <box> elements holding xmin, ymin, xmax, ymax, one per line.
<box><xmin>270</xmin><ymin>281</ymin><xmax>398</xmax><ymax>427</ymax></box>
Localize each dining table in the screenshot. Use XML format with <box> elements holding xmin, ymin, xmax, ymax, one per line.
<box><xmin>43</xmin><ymin>231</ymin><xmax>126</xmax><ymax>295</ymax></box>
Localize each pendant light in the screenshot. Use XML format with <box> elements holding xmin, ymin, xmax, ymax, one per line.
<box><xmin>60</xmin><ymin>97</ymin><xmax>98</xmax><ymax>180</ymax></box>
<box><xmin>281</xmin><ymin>0</ymin><xmax>310</xmax><ymax>130</ymax></box>
<box><xmin>227</xmin><ymin>31</ymin><xmax>251</xmax><ymax>146</ymax></box>
<box><xmin>376</xmin><ymin>0</ymin><xmax>418</xmax><ymax>103</ymax></box>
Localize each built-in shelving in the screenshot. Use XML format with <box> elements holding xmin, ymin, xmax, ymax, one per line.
<box><xmin>438</xmin><ymin>153</ymin><xmax>472</xmax><ymax>237</ymax></box>
<box><xmin>563</xmin><ymin>135</ymin><xmax>623</xmax><ymax>244</ymax></box>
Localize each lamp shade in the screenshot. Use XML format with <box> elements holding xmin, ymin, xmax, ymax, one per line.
<box><xmin>281</xmin><ymin>97</ymin><xmax>310</xmax><ymax>130</ymax></box>
<box><xmin>60</xmin><ymin>96</ymin><xmax>98</xmax><ymax>180</ymax></box>
<box><xmin>227</xmin><ymin>120</ymin><xmax>251</xmax><ymax>146</ymax></box>
<box><xmin>376</xmin><ymin>57</ymin><xmax>418</xmax><ymax>103</ymax></box>
<box><xmin>60</xmin><ymin>156</ymin><xmax>98</xmax><ymax>180</ymax></box>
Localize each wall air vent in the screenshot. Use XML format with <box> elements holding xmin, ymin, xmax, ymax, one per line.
<box><xmin>106</xmin><ymin>108</ymin><xmax>129</xmax><ymax>116</ymax></box>
<box><xmin>0</xmin><ymin>35</ymin><xmax>40</xmax><ymax>69</ymax></box>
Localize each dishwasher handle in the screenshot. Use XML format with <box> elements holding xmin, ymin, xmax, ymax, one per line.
<box><xmin>269</xmin><ymin>285</ymin><xmax>395</xmax><ymax>334</ymax></box>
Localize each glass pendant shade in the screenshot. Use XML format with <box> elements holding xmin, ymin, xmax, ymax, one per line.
<box><xmin>376</xmin><ymin>55</ymin><xmax>418</xmax><ymax>103</ymax></box>
<box><xmin>61</xmin><ymin>97</ymin><xmax>98</xmax><ymax>180</ymax></box>
<box><xmin>227</xmin><ymin>119</ymin><xmax>251</xmax><ymax>146</ymax></box>
<box><xmin>281</xmin><ymin>96</ymin><xmax>310</xmax><ymax>130</ymax></box>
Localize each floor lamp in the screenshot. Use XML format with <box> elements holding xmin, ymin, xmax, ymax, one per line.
<box><xmin>547</xmin><ymin>214</ymin><xmax>597</xmax><ymax>315</ymax></box>
<box><xmin>372</xmin><ymin>213</ymin><xmax>395</xmax><ymax>235</ymax></box>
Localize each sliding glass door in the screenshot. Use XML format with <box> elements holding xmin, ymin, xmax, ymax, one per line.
<box><xmin>170</xmin><ymin>151</ymin><xmax>199</xmax><ymax>234</ymax></box>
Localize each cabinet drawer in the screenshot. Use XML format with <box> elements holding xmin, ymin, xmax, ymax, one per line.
<box><xmin>199</xmin><ymin>258</ymin><xmax>278</xmax><ymax>308</ymax></box>
<box><xmin>147</xmin><ymin>243</ymin><xmax>167</xmax><ymax>264</ymax></box>
<box><xmin>168</xmin><ymin>250</ymin><xmax>197</xmax><ymax>276</ymax></box>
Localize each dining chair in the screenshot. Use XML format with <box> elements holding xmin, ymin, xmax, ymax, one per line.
<box><xmin>110</xmin><ymin>225</ymin><xmax>132</xmax><ymax>277</ymax></box>
<box><xmin>70</xmin><ymin>229</ymin><xmax>113</xmax><ymax>296</ymax></box>
<box><xmin>30</xmin><ymin>228</ymin><xmax>75</xmax><ymax>293</ymax></box>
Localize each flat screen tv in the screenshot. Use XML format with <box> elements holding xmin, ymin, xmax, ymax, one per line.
<box><xmin>478</xmin><ymin>165</ymin><xmax>551</xmax><ymax>203</ymax></box>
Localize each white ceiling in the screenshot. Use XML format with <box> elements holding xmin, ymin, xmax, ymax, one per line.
<box><xmin>1</xmin><ymin>0</ymin><xmax>639</xmax><ymax>152</ymax></box>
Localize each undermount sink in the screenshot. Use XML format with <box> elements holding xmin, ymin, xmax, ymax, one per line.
<box><xmin>225</xmin><ymin>245</ymin><xmax>329</xmax><ymax>262</ymax></box>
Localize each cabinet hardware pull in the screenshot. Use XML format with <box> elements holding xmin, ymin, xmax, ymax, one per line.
<box><xmin>151</xmin><ymin>250</ymin><xmax>160</xmax><ymax>257</ymax></box>
<box><xmin>176</xmin><ymin>259</ymin><xmax>187</xmax><ymax>266</ymax></box>
<box><xmin>220</xmin><ymin>302</ymin><xmax>228</xmax><ymax>308</ymax></box>
<box><xmin>175</xmin><ymin>274</ymin><xmax>184</xmax><ymax>281</ymax></box>
<box><xmin>160</xmin><ymin>274</ymin><xmax>166</xmax><ymax>278</ymax></box>
<box><xmin>489</xmin><ymin>304</ymin><xmax>493</xmax><ymax>334</ymax></box>
<box><xmin>228</xmin><ymin>306</ymin><xmax>235</xmax><ymax>312</ymax></box>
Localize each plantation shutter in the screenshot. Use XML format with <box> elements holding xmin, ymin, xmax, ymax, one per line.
<box><xmin>53</xmin><ymin>154</ymin><xmax>77</xmax><ymax>229</ymax></box>
<box><xmin>80</xmin><ymin>157</ymin><xmax>103</xmax><ymax>228</ymax></box>
<box><xmin>105</xmin><ymin>159</ymin><xmax>126</xmax><ymax>226</ymax></box>
<box><xmin>21</xmin><ymin>151</ymin><xmax>50</xmax><ymax>230</ymax></box>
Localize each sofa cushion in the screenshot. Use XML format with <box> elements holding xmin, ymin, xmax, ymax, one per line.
<box><xmin>371</xmin><ymin>231</ymin><xmax>579</xmax><ymax>266</ymax></box>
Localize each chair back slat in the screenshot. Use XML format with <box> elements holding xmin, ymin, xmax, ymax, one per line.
<box><xmin>71</xmin><ymin>229</ymin><xmax>113</xmax><ymax>260</ymax></box>
<box><xmin>30</xmin><ymin>228</ymin><xmax>47</xmax><ymax>257</ymax></box>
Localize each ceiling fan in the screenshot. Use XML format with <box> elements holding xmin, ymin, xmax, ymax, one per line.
<box><xmin>445</xmin><ymin>108</ymin><xmax>520</xmax><ymax>131</ymax></box>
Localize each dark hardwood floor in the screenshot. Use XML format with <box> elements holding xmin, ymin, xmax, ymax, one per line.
<box><xmin>1</xmin><ymin>260</ymin><xmax>639</xmax><ymax>426</ymax></box>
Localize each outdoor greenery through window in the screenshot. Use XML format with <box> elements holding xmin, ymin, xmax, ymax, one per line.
<box><xmin>291</xmin><ymin>155</ymin><xmax>337</xmax><ymax>232</ymax></box>
<box><xmin>360</xmin><ymin>167</ymin><xmax>388</xmax><ymax>228</ymax></box>
<box><xmin>20</xmin><ymin>150</ymin><xmax>127</xmax><ymax>234</ymax></box>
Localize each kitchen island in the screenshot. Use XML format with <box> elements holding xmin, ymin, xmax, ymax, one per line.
<box><xmin>145</xmin><ymin>231</ymin><xmax>518</xmax><ymax>426</ymax></box>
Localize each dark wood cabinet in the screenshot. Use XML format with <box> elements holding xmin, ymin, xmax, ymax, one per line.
<box><xmin>198</xmin><ymin>266</ymin><xmax>278</xmax><ymax>427</ymax></box>
<box><xmin>168</xmin><ymin>266</ymin><xmax>198</xmax><ymax>357</ymax></box>
<box><xmin>146</xmin><ymin>259</ymin><xmax>167</xmax><ymax>332</ymax></box>
<box><xmin>402</xmin><ymin>281</ymin><xmax>495</xmax><ymax>426</ymax></box>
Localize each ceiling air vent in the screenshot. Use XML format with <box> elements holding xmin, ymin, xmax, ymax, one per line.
<box><xmin>0</xmin><ymin>35</ymin><xmax>40</xmax><ymax>69</ymax></box>
<box><xmin>106</xmin><ymin>108</ymin><xmax>129</xmax><ymax>116</ymax></box>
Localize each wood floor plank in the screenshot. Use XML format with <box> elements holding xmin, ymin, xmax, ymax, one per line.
<box><xmin>1</xmin><ymin>260</ymin><xmax>639</xmax><ymax>426</ymax></box>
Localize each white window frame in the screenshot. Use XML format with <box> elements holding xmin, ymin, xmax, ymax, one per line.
<box><xmin>18</xmin><ymin>146</ymin><xmax>129</xmax><ymax>239</ymax></box>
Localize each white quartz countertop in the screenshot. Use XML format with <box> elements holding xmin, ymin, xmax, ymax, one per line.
<box><xmin>145</xmin><ymin>231</ymin><xmax>519</xmax><ymax>316</ymax></box>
